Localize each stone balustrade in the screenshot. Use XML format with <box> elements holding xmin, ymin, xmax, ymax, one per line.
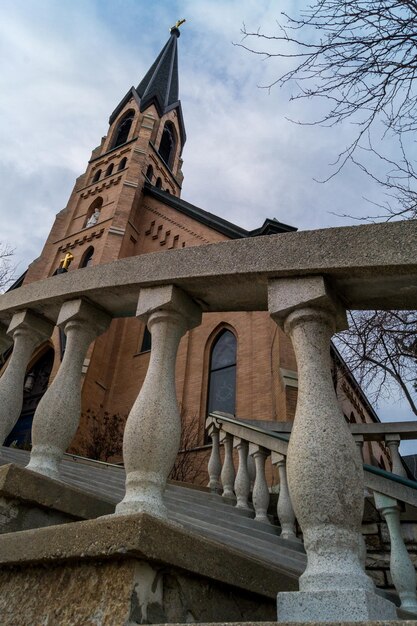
<box><xmin>206</xmin><ymin>409</ymin><xmax>417</xmax><ymax>621</ymax></box>
<box><xmin>0</xmin><ymin>219</ymin><xmax>415</xmax><ymax>623</ymax></box>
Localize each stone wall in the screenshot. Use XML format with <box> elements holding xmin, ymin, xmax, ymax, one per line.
<box><xmin>0</xmin><ymin>559</ymin><xmax>276</xmax><ymax>626</ymax></box>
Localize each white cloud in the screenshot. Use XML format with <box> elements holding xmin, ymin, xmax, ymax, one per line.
<box><xmin>0</xmin><ymin>0</ymin><xmax>388</xmax><ymax>272</ymax></box>
<box><xmin>0</xmin><ymin>0</ymin><xmax>415</xmax><ymax>439</ymax></box>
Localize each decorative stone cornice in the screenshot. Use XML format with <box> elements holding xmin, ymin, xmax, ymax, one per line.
<box><xmin>58</xmin><ymin>228</ymin><xmax>104</xmax><ymax>252</ymax></box>
<box><xmin>80</xmin><ymin>175</ymin><xmax>122</xmax><ymax>199</ymax></box>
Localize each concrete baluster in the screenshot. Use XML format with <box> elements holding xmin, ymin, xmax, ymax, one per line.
<box><xmin>247</xmin><ymin>452</ymin><xmax>256</xmax><ymax>489</ymax></box>
<box><xmin>374</xmin><ymin>492</ymin><xmax>417</xmax><ymax>616</ymax></box>
<box><xmin>250</xmin><ymin>443</ymin><xmax>271</xmax><ymax>523</ymax></box>
<box><xmin>207</xmin><ymin>424</ymin><xmax>222</xmax><ymax>493</ymax></box>
<box><xmin>0</xmin><ymin>311</ymin><xmax>53</xmax><ymax>445</ymax></box>
<box><xmin>116</xmin><ymin>285</ymin><xmax>201</xmax><ymax>519</ymax></box>
<box><xmin>272</xmin><ymin>451</ymin><xmax>296</xmax><ymax>540</ymax></box>
<box><xmin>269</xmin><ymin>276</ymin><xmax>396</xmax><ymax>622</ymax></box>
<box><xmin>0</xmin><ymin>321</ymin><xmax>11</xmax><ymax>354</ymax></box>
<box><xmin>220</xmin><ymin>431</ymin><xmax>236</xmax><ymax>501</ymax></box>
<box><xmin>27</xmin><ymin>299</ymin><xmax>111</xmax><ymax>479</ymax></box>
<box><xmin>385</xmin><ymin>434</ymin><xmax>407</xmax><ymax>478</ymax></box>
<box><xmin>354</xmin><ymin>434</ymin><xmax>365</xmax><ymax>462</ymax></box>
<box><xmin>233</xmin><ymin>437</ymin><xmax>251</xmax><ymax>511</ymax></box>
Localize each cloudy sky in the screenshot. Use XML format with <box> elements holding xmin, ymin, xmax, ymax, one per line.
<box><xmin>0</xmin><ymin>0</ymin><xmax>414</xmax><ymax>444</ymax></box>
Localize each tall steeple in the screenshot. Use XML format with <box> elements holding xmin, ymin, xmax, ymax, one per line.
<box><xmin>137</xmin><ymin>26</ymin><xmax>181</xmax><ymax>116</ymax></box>
<box><xmin>109</xmin><ymin>23</ymin><xmax>186</xmax><ymax>146</ymax></box>
<box><xmin>24</xmin><ymin>24</ymin><xmax>187</xmax><ymax>286</ymax></box>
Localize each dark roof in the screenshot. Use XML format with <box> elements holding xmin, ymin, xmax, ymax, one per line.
<box><xmin>137</xmin><ymin>29</ymin><xmax>180</xmax><ymax>116</ymax></box>
<box><xmin>144</xmin><ymin>183</ymin><xmax>296</xmax><ymax>240</ymax></box>
<box><xmin>6</xmin><ymin>270</ymin><xmax>27</xmax><ymax>292</ymax></box>
<box><xmin>109</xmin><ymin>29</ymin><xmax>186</xmax><ymax>147</ymax></box>
<box><xmin>403</xmin><ymin>455</ymin><xmax>417</xmax><ymax>480</ymax></box>
<box><xmin>249</xmin><ymin>218</ymin><xmax>297</xmax><ymax>237</ymax></box>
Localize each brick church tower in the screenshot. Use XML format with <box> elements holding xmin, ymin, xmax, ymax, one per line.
<box><xmin>10</xmin><ymin>26</ymin><xmax>386</xmax><ymax>475</ymax></box>
<box><xmin>24</xmin><ymin>24</ymin><xmax>186</xmax><ymax>285</ymax></box>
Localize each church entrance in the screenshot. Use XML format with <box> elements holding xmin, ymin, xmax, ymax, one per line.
<box><xmin>5</xmin><ymin>348</ymin><xmax>54</xmax><ymax>448</ymax></box>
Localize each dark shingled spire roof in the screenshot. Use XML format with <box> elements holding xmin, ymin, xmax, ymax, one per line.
<box><xmin>137</xmin><ymin>28</ymin><xmax>180</xmax><ymax>117</ymax></box>
<box><xmin>109</xmin><ymin>28</ymin><xmax>186</xmax><ymax>149</ymax></box>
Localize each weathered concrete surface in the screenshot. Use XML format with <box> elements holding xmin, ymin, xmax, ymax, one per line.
<box><xmin>27</xmin><ymin>298</ymin><xmax>111</xmax><ymax>480</ymax></box>
<box><xmin>0</xmin><ymin>310</ymin><xmax>53</xmax><ymax>445</ymax></box>
<box><xmin>277</xmin><ymin>589</ymin><xmax>397</xmax><ymax>623</ymax></box>
<box><xmin>0</xmin><ymin>559</ymin><xmax>276</xmax><ymax>625</ymax></box>
<box><xmin>0</xmin><ymin>463</ymin><xmax>113</xmax><ymax>532</ymax></box>
<box><xmin>0</xmin><ymin>514</ymin><xmax>294</xmax><ymax>625</ymax></box>
<box><xmin>117</xmin><ymin>286</ymin><xmax>202</xmax><ymax>519</ymax></box>
<box><xmin>0</xmin><ymin>220</ymin><xmax>415</xmax><ymax>324</ymax></box>
<box><xmin>0</xmin><ymin>513</ymin><xmax>298</xmax><ymax>595</ymax></box>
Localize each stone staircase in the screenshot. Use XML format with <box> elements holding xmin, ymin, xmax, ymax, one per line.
<box><xmin>0</xmin><ymin>446</ymin><xmax>306</xmax><ymax>579</ymax></box>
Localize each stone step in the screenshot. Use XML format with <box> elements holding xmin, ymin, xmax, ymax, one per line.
<box><xmin>168</xmin><ymin>498</ymin><xmax>284</xmax><ymax>545</ymax></box>
<box><xmin>0</xmin><ymin>446</ymin><xmax>306</xmax><ymax>578</ymax></box>
<box><xmin>173</xmin><ymin>512</ymin><xmax>306</xmax><ymax>575</ymax></box>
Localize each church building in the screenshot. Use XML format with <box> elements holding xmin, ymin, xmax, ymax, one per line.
<box><xmin>9</xmin><ymin>25</ymin><xmax>389</xmax><ymax>477</ymax></box>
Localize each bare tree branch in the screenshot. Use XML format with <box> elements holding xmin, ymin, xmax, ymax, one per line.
<box><xmin>336</xmin><ymin>311</ymin><xmax>417</xmax><ymax>415</ymax></box>
<box><xmin>238</xmin><ymin>0</ymin><xmax>417</xmax><ymax>219</ymax></box>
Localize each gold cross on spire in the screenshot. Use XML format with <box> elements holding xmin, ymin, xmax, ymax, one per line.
<box><xmin>170</xmin><ymin>18</ymin><xmax>186</xmax><ymax>32</ymax></box>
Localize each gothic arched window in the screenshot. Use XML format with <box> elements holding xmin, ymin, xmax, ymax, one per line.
<box><xmin>155</xmin><ymin>177</ymin><xmax>162</xmax><ymax>189</ymax></box>
<box><xmin>80</xmin><ymin>246</ymin><xmax>94</xmax><ymax>268</ymax></box>
<box><xmin>140</xmin><ymin>327</ymin><xmax>152</xmax><ymax>353</ymax></box>
<box><xmin>105</xmin><ymin>163</ymin><xmax>114</xmax><ymax>177</ymax></box>
<box><xmin>158</xmin><ymin>122</ymin><xmax>176</xmax><ymax>169</ymax></box>
<box><xmin>4</xmin><ymin>347</ymin><xmax>55</xmax><ymax>447</ymax></box>
<box><xmin>207</xmin><ymin>329</ymin><xmax>237</xmax><ymax>416</ymax></box>
<box><xmin>146</xmin><ymin>164</ymin><xmax>154</xmax><ymax>182</ymax></box>
<box><xmin>111</xmin><ymin>110</ymin><xmax>135</xmax><ymax>149</ymax></box>
<box><xmin>92</xmin><ymin>169</ymin><xmax>101</xmax><ymax>183</ymax></box>
<box><xmin>118</xmin><ymin>157</ymin><xmax>127</xmax><ymax>171</ymax></box>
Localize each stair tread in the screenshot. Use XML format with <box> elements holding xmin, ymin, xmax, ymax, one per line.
<box><xmin>0</xmin><ymin>446</ymin><xmax>306</xmax><ymax>576</ymax></box>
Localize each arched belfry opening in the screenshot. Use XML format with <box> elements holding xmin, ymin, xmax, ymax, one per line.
<box><xmin>207</xmin><ymin>329</ymin><xmax>237</xmax><ymax>417</ymax></box>
<box><xmin>158</xmin><ymin>122</ymin><xmax>177</xmax><ymax>169</ymax></box>
<box><xmin>80</xmin><ymin>246</ymin><xmax>94</xmax><ymax>268</ymax></box>
<box><xmin>110</xmin><ymin>110</ymin><xmax>135</xmax><ymax>149</ymax></box>
<box><xmin>5</xmin><ymin>347</ymin><xmax>55</xmax><ymax>448</ymax></box>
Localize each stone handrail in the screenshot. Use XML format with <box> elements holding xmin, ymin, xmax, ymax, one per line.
<box><xmin>0</xmin><ymin>220</ymin><xmax>416</xmax><ymax>622</ymax></box>
<box><xmin>205</xmin><ymin>411</ymin><xmax>417</xmax><ymax>616</ymax></box>
<box><xmin>206</xmin><ymin>411</ymin><xmax>417</xmax><ymax>505</ymax></box>
<box><xmin>240</xmin><ymin>418</ymin><xmax>416</xmax><ymax>480</ymax></box>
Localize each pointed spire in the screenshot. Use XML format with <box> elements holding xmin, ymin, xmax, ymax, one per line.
<box><xmin>108</xmin><ymin>24</ymin><xmax>186</xmax><ymax>147</ymax></box>
<box><xmin>137</xmin><ymin>28</ymin><xmax>181</xmax><ymax>116</ymax></box>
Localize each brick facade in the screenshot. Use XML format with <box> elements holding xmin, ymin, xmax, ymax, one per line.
<box><xmin>16</xmin><ymin>36</ymin><xmax>390</xmax><ymax>479</ymax></box>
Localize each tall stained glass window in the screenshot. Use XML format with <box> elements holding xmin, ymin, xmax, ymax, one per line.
<box><xmin>207</xmin><ymin>330</ymin><xmax>237</xmax><ymax>416</ymax></box>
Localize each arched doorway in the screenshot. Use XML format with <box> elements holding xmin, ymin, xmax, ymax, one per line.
<box><xmin>5</xmin><ymin>348</ymin><xmax>55</xmax><ymax>447</ymax></box>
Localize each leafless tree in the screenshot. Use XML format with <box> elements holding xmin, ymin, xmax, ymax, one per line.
<box><xmin>169</xmin><ymin>408</ymin><xmax>207</xmax><ymax>485</ymax></box>
<box><xmin>240</xmin><ymin>2</ymin><xmax>417</xmax><ymax>413</ymax></box>
<box><xmin>0</xmin><ymin>243</ymin><xmax>15</xmax><ymax>292</ymax></box>
<box><xmin>239</xmin><ymin>0</ymin><xmax>417</xmax><ymax>219</ymax></box>
<box><xmin>336</xmin><ymin>311</ymin><xmax>417</xmax><ymax>415</ymax></box>
<box><xmin>73</xmin><ymin>408</ymin><xmax>125</xmax><ymax>462</ymax></box>
<box><xmin>72</xmin><ymin>406</ymin><xmax>207</xmax><ymax>482</ymax></box>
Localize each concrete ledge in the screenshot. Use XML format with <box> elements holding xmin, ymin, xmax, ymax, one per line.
<box><xmin>0</xmin><ymin>514</ymin><xmax>299</xmax><ymax>624</ymax></box>
<box><xmin>0</xmin><ymin>512</ymin><xmax>297</xmax><ymax>597</ymax></box>
<box><xmin>0</xmin><ymin>463</ymin><xmax>114</xmax><ymax>530</ymax></box>
<box><xmin>0</xmin><ymin>220</ymin><xmax>416</xmax><ymax>324</ymax></box>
